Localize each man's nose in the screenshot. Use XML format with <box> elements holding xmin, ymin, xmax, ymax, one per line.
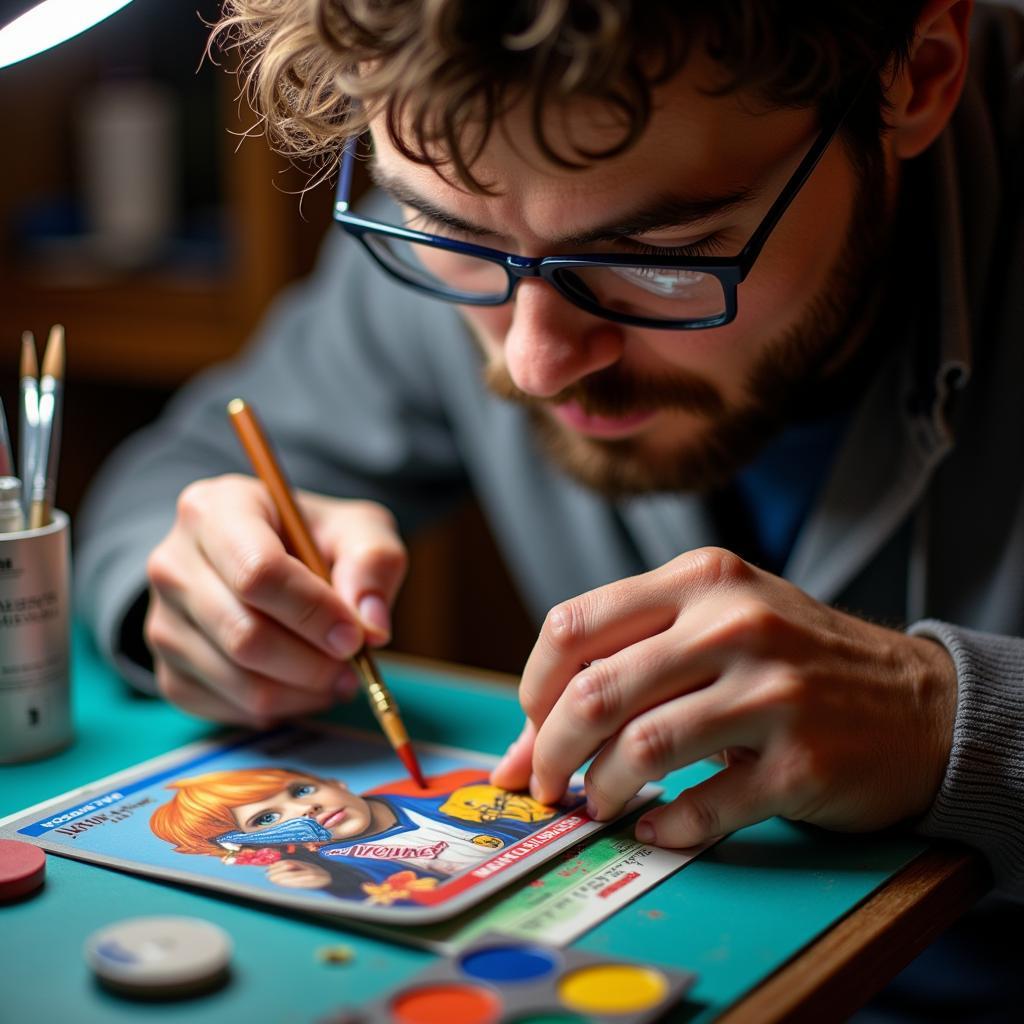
<box><xmin>503</xmin><ymin>280</ymin><xmax>624</xmax><ymax>398</ymax></box>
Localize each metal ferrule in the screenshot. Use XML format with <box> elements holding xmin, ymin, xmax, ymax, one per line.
<box><xmin>368</xmin><ymin>681</ymin><xmax>393</xmax><ymax>715</ymax></box>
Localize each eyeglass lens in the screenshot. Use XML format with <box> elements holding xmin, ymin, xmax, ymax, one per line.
<box><xmin>363</xmin><ymin>234</ymin><xmax>509</xmax><ymax>301</ymax></box>
<box><xmin>553</xmin><ymin>265</ymin><xmax>726</xmax><ymax>321</ymax></box>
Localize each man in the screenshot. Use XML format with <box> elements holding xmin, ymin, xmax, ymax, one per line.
<box><xmin>78</xmin><ymin>1</ymin><xmax>1024</xmax><ymax>1016</ymax></box>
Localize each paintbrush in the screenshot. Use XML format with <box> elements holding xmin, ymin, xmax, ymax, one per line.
<box><xmin>29</xmin><ymin>324</ymin><xmax>64</xmax><ymax>529</ymax></box>
<box><xmin>226</xmin><ymin>397</ymin><xmax>427</xmax><ymax>788</ymax></box>
<box><xmin>19</xmin><ymin>332</ymin><xmax>38</xmax><ymax>521</ymax></box>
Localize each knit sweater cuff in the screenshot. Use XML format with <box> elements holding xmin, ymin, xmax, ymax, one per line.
<box><xmin>908</xmin><ymin>619</ymin><xmax>1024</xmax><ymax>895</ymax></box>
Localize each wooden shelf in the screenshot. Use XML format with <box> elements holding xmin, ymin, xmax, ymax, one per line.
<box><xmin>0</xmin><ymin>276</ymin><xmax>243</xmax><ymax>385</ymax></box>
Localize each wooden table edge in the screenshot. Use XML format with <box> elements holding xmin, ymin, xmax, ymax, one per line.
<box><xmin>715</xmin><ymin>844</ymin><xmax>990</xmax><ymax>1023</ymax></box>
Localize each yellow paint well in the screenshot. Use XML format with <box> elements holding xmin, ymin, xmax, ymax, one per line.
<box><xmin>557</xmin><ymin>963</ymin><xmax>668</xmax><ymax>1013</ymax></box>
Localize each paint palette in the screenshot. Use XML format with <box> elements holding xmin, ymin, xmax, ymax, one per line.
<box><xmin>322</xmin><ymin>932</ymin><xmax>696</xmax><ymax>1023</ymax></box>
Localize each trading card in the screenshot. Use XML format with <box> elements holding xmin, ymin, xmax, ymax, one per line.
<box><xmin>0</xmin><ymin>721</ymin><xmax>657</xmax><ymax>925</ymax></box>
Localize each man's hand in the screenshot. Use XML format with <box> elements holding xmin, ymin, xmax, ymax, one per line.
<box><xmin>265</xmin><ymin>859</ymin><xmax>332</xmax><ymax>889</ymax></box>
<box><xmin>492</xmin><ymin>548</ymin><xmax>957</xmax><ymax>848</ymax></box>
<box><xmin>144</xmin><ymin>474</ymin><xmax>406</xmax><ymax>726</ymax></box>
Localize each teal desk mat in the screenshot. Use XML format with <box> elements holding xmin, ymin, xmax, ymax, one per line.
<box><xmin>0</xmin><ymin>627</ymin><xmax>927</xmax><ymax>1022</ymax></box>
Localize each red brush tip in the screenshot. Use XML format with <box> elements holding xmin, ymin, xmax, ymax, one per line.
<box><xmin>396</xmin><ymin>742</ymin><xmax>427</xmax><ymax>789</ymax></box>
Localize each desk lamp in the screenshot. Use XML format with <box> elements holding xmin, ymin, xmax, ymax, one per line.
<box><xmin>0</xmin><ymin>0</ymin><xmax>135</xmax><ymax>71</ymax></box>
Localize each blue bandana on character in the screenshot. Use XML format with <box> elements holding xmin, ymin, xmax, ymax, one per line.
<box><xmin>216</xmin><ymin>815</ymin><xmax>333</xmax><ymax>849</ymax></box>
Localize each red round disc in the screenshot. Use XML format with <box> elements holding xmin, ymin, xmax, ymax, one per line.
<box><xmin>0</xmin><ymin>839</ymin><xmax>46</xmax><ymax>901</ymax></box>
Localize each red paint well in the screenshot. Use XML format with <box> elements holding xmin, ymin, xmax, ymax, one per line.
<box><xmin>391</xmin><ymin>983</ymin><xmax>501</xmax><ymax>1024</ymax></box>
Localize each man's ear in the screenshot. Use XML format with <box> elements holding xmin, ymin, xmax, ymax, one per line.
<box><xmin>886</xmin><ymin>0</ymin><xmax>973</xmax><ymax>160</ymax></box>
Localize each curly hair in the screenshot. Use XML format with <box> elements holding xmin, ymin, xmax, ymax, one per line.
<box><xmin>211</xmin><ymin>0</ymin><xmax>926</xmax><ymax>189</ymax></box>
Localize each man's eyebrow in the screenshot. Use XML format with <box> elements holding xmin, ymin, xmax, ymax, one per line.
<box><xmin>370</xmin><ymin>160</ymin><xmax>760</xmax><ymax>246</ymax></box>
<box><xmin>557</xmin><ymin>188</ymin><xmax>760</xmax><ymax>246</ymax></box>
<box><xmin>370</xmin><ymin>163</ymin><xmax>495</xmax><ymax>238</ymax></box>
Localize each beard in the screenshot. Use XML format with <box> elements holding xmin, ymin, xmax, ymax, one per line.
<box><xmin>481</xmin><ymin>139</ymin><xmax>894</xmax><ymax>498</ymax></box>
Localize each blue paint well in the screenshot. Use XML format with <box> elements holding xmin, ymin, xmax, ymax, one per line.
<box><xmin>459</xmin><ymin>945</ymin><xmax>557</xmax><ymax>983</ymax></box>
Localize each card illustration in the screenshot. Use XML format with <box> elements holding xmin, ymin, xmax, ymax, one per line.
<box><xmin>150</xmin><ymin>765</ymin><xmax>558</xmax><ymax>906</ymax></box>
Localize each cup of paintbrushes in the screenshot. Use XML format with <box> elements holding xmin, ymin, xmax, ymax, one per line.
<box><xmin>0</xmin><ymin>488</ymin><xmax>72</xmax><ymax>763</ymax></box>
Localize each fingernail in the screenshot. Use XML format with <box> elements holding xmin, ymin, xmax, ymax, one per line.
<box><xmin>585</xmin><ymin>800</ymin><xmax>600</xmax><ymax>820</ymax></box>
<box><xmin>493</xmin><ymin>751</ymin><xmax>512</xmax><ymax>777</ymax></box>
<box><xmin>358</xmin><ymin>594</ymin><xmax>391</xmax><ymax>640</ymax></box>
<box><xmin>635</xmin><ymin>819</ymin><xmax>656</xmax><ymax>844</ymax></box>
<box><xmin>327</xmin><ymin>622</ymin><xmax>361</xmax><ymax>658</ymax></box>
<box><xmin>529</xmin><ymin>773</ymin><xmax>543</xmax><ymax>802</ymax></box>
<box><xmin>334</xmin><ymin>667</ymin><xmax>359</xmax><ymax>701</ymax></box>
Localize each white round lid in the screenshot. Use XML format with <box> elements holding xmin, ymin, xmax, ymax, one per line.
<box><xmin>84</xmin><ymin>915</ymin><xmax>232</xmax><ymax>995</ymax></box>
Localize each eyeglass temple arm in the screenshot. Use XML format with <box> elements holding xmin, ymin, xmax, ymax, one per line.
<box><xmin>737</xmin><ymin>80</ymin><xmax>871</xmax><ymax>279</ymax></box>
<box><xmin>335</xmin><ymin>137</ymin><xmax>358</xmax><ymax>214</ymax></box>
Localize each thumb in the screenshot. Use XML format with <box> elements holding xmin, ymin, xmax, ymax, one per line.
<box><xmin>634</xmin><ymin>759</ymin><xmax>773</xmax><ymax>848</ymax></box>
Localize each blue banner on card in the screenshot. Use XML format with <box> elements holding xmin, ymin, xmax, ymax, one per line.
<box><xmin>18</xmin><ymin>731</ymin><xmax>276</xmax><ymax>836</ymax></box>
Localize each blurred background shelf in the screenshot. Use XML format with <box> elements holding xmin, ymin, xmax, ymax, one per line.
<box><xmin>1</xmin><ymin>280</ymin><xmax>250</xmax><ymax>384</ymax></box>
<box><xmin>0</xmin><ymin>0</ymin><xmax>332</xmax><ymax>385</ymax></box>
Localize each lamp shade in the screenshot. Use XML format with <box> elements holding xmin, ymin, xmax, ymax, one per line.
<box><xmin>0</xmin><ymin>0</ymin><xmax>136</xmax><ymax>71</ymax></box>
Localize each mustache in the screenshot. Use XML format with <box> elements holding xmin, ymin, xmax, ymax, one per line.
<box><xmin>483</xmin><ymin>360</ymin><xmax>724</xmax><ymax>418</ymax></box>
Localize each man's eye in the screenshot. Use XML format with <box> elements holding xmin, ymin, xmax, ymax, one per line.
<box><xmin>290</xmin><ymin>783</ymin><xmax>316</xmax><ymax>798</ymax></box>
<box><xmin>406</xmin><ymin>213</ymin><xmax>472</xmax><ymax>241</ymax></box>
<box><xmin>627</xmin><ymin>234</ymin><xmax>726</xmax><ymax>258</ymax></box>
<box><xmin>404</xmin><ymin>213</ymin><xmax>431</xmax><ymax>233</ymax></box>
<box><xmin>252</xmin><ymin>811</ymin><xmax>281</xmax><ymax>828</ymax></box>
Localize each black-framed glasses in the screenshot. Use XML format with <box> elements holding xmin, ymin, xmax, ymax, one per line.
<box><xmin>333</xmin><ymin>93</ymin><xmax>859</xmax><ymax>330</ymax></box>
